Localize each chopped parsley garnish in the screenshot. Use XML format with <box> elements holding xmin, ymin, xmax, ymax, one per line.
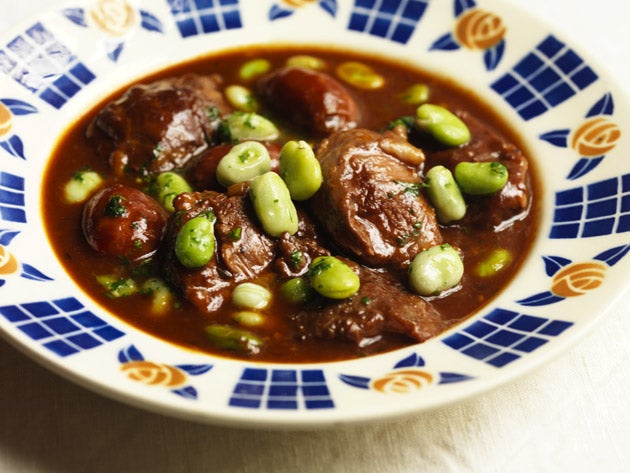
<box><xmin>228</xmin><ymin>227</ymin><xmax>242</xmax><ymax>241</ymax></box>
<box><xmin>290</xmin><ymin>250</ymin><xmax>303</xmax><ymax>268</ymax></box>
<box><xmin>104</xmin><ymin>195</ymin><xmax>127</xmax><ymax>217</ymax></box>
<box><xmin>394</xmin><ymin>180</ymin><xmax>421</xmax><ymax>197</ymax></box>
<box><xmin>206</xmin><ymin>106</ymin><xmax>220</xmax><ymax>120</ymax></box>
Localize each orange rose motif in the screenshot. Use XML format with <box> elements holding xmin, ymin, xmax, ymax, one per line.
<box><xmin>0</xmin><ymin>245</ymin><xmax>19</xmax><ymax>276</ymax></box>
<box><xmin>121</xmin><ymin>361</ymin><xmax>187</xmax><ymax>387</ymax></box>
<box><xmin>570</xmin><ymin>117</ymin><xmax>620</xmax><ymax>157</ymax></box>
<box><xmin>551</xmin><ymin>261</ymin><xmax>607</xmax><ymax>297</ymax></box>
<box><xmin>283</xmin><ymin>0</ymin><xmax>317</xmax><ymax>7</ymax></box>
<box><xmin>90</xmin><ymin>0</ymin><xmax>136</xmax><ymax>36</ymax></box>
<box><xmin>371</xmin><ymin>369</ymin><xmax>433</xmax><ymax>394</ymax></box>
<box><xmin>0</xmin><ymin>102</ymin><xmax>13</xmax><ymax>137</ymax></box>
<box><xmin>455</xmin><ymin>9</ymin><xmax>506</xmax><ymax>50</ymax></box>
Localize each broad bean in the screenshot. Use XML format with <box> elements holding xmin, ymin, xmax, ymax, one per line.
<box><xmin>175</xmin><ymin>213</ymin><xmax>216</xmax><ymax>268</ymax></box>
<box><xmin>454</xmin><ymin>161</ymin><xmax>509</xmax><ymax>195</ymax></box>
<box><xmin>239</xmin><ymin>58</ymin><xmax>271</xmax><ymax>81</ymax></box>
<box><xmin>224</xmin><ymin>111</ymin><xmax>279</xmax><ymax>141</ymax></box>
<box><xmin>151</xmin><ymin>172</ymin><xmax>192</xmax><ymax>212</ymax></box>
<box><xmin>232</xmin><ymin>310</ymin><xmax>265</xmax><ymax>327</ymax></box>
<box><xmin>141</xmin><ymin>277</ymin><xmax>175</xmax><ymax>314</ymax></box>
<box><xmin>308</xmin><ymin>256</ymin><xmax>360</xmax><ymax>299</ymax></box>
<box><xmin>475</xmin><ymin>248</ymin><xmax>512</xmax><ymax>277</ymax></box>
<box><xmin>279</xmin><ymin>140</ymin><xmax>323</xmax><ymax>200</ymax></box>
<box><xmin>400</xmin><ymin>83</ymin><xmax>430</xmax><ymax>105</ymax></box>
<box><xmin>249</xmin><ymin>172</ymin><xmax>299</xmax><ymax>237</ymax></box>
<box><xmin>96</xmin><ymin>275</ymin><xmax>138</xmax><ymax>298</ymax></box>
<box><xmin>232</xmin><ymin>282</ymin><xmax>272</xmax><ymax>310</ymax></box>
<box><xmin>424</xmin><ymin>165</ymin><xmax>466</xmax><ymax>223</ymax></box>
<box><xmin>336</xmin><ymin>61</ymin><xmax>384</xmax><ymax>89</ymax></box>
<box><xmin>64</xmin><ymin>170</ymin><xmax>103</xmax><ymax>204</ymax></box>
<box><xmin>225</xmin><ymin>85</ymin><xmax>258</xmax><ymax>112</ymax></box>
<box><xmin>216</xmin><ymin>141</ymin><xmax>271</xmax><ymax>187</ymax></box>
<box><xmin>415</xmin><ymin>104</ymin><xmax>471</xmax><ymax>146</ymax></box>
<box><xmin>409</xmin><ymin>244</ymin><xmax>464</xmax><ymax>296</ymax></box>
<box><xmin>204</xmin><ymin>324</ymin><xmax>262</xmax><ymax>354</ymax></box>
<box><xmin>286</xmin><ymin>54</ymin><xmax>326</xmax><ymax>70</ymax></box>
<box><xmin>279</xmin><ymin>277</ymin><xmax>313</xmax><ymax>304</ymax></box>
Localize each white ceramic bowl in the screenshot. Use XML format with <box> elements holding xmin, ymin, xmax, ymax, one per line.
<box><xmin>0</xmin><ymin>0</ymin><xmax>628</xmax><ymax>428</ymax></box>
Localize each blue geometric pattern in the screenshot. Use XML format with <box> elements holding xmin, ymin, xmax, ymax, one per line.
<box><xmin>166</xmin><ymin>0</ymin><xmax>243</xmax><ymax>38</ymax></box>
<box><xmin>491</xmin><ymin>35</ymin><xmax>598</xmax><ymax>120</ymax></box>
<box><xmin>229</xmin><ymin>368</ymin><xmax>334</xmax><ymax>410</ymax></box>
<box><xmin>348</xmin><ymin>0</ymin><xmax>429</xmax><ymax>44</ymax></box>
<box><xmin>442</xmin><ymin>308</ymin><xmax>573</xmax><ymax>367</ymax></box>
<box><xmin>0</xmin><ymin>297</ymin><xmax>125</xmax><ymax>357</ymax></box>
<box><xmin>0</xmin><ymin>23</ymin><xmax>95</xmax><ymax>109</ymax></box>
<box><xmin>550</xmin><ymin>173</ymin><xmax>630</xmax><ymax>239</ymax></box>
<box><xmin>0</xmin><ymin>171</ymin><xmax>26</xmax><ymax>224</ymax></box>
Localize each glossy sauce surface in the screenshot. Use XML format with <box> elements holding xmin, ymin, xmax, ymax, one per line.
<box><xmin>42</xmin><ymin>46</ymin><xmax>540</xmax><ymax>362</ymax></box>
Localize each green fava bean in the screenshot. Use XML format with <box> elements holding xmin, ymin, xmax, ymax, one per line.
<box><xmin>409</xmin><ymin>244</ymin><xmax>464</xmax><ymax>296</ymax></box>
<box><xmin>152</xmin><ymin>172</ymin><xmax>192</xmax><ymax>212</ymax></box>
<box><xmin>279</xmin><ymin>277</ymin><xmax>313</xmax><ymax>304</ymax></box>
<box><xmin>64</xmin><ymin>170</ymin><xmax>103</xmax><ymax>204</ymax></box>
<box><xmin>475</xmin><ymin>248</ymin><xmax>512</xmax><ymax>277</ymax></box>
<box><xmin>415</xmin><ymin>103</ymin><xmax>471</xmax><ymax>146</ymax></box>
<box><xmin>204</xmin><ymin>324</ymin><xmax>262</xmax><ymax>354</ymax></box>
<box><xmin>249</xmin><ymin>172</ymin><xmax>299</xmax><ymax>237</ymax></box>
<box><xmin>232</xmin><ymin>282</ymin><xmax>272</xmax><ymax>310</ymax></box>
<box><xmin>279</xmin><ymin>140</ymin><xmax>323</xmax><ymax>200</ymax></box>
<box><xmin>224</xmin><ymin>112</ymin><xmax>279</xmax><ymax>141</ymax></box>
<box><xmin>454</xmin><ymin>161</ymin><xmax>509</xmax><ymax>195</ymax></box>
<box><xmin>225</xmin><ymin>85</ymin><xmax>258</xmax><ymax>112</ymax></box>
<box><xmin>424</xmin><ymin>165</ymin><xmax>466</xmax><ymax>224</ymax></box>
<box><xmin>308</xmin><ymin>256</ymin><xmax>360</xmax><ymax>299</ymax></box>
<box><xmin>239</xmin><ymin>58</ymin><xmax>271</xmax><ymax>81</ymax></box>
<box><xmin>175</xmin><ymin>214</ymin><xmax>216</xmax><ymax>268</ymax></box>
<box><xmin>216</xmin><ymin>141</ymin><xmax>271</xmax><ymax>187</ymax></box>
<box><xmin>400</xmin><ymin>83</ymin><xmax>430</xmax><ymax>105</ymax></box>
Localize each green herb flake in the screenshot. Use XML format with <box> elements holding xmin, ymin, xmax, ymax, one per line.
<box><xmin>104</xmin><ymin>195</ymin><xmax>127</xmax><ymax>218</ymax></box>
<box><xmin>290</xmin><ymin>250</ymin><xmax>303</xmax><ymax>268</ymax></box>
<box><xmin>228</xmin><ymin>227</ymin><xmax>242</xmax><ymax>241</ymax></box>
<box><xmin>206</xmin><ymin>106</ymin><xmax>220</xmax><ymax>120</ymax></box>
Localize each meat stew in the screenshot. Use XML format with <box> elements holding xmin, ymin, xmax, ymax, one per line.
<box><xmin>42</xmin><ymin>46</ymin><xmax>539</xmax><ymax>363</ymax></box>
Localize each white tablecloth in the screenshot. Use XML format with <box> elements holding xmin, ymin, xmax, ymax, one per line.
<box><xmin>1</xmin><ymin>1</ymin><xmax>628</xmax><ymax>472</ymax></box>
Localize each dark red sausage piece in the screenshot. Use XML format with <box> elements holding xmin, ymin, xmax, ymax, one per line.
<box><xmin>82</xmin><ymin>184</ymin><xmax>168</xmax><ymax>261</ymax></box>
<box><xmin>256</xmin><ymin>66</ymin><xmax>361</xmax><ymax>136</ymax></box>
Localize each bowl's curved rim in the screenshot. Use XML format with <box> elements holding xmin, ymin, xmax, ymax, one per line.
<box><xmin>0</xmin><ymin>0</ymin><xmax>628</xmax><ymax>428</ymax></box>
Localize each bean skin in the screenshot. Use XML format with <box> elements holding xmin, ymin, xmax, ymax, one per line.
<box><xmin>308</xmin><ymin>256</ymin><xmax>360</xmax><ymax>299</ymax></box>
<box><xmin>249</xmin><ymin>172</ymin><xmax>299</xmax><ymax>237</ymax></box>
<box><xmin>415</xmin><ymin>103</ymin><xmax>471</xmax><ymax>147</ymax></box>
<box><xmin>409</xmin><ymin>244</ymin><xmax>464</xmax><ymax>296</ymax></box>
<box><xmin>278</xmin><ymin>140</ymin><xmax>323</xmax><ymax>200</ymax></box>
<box><xmin>151</xmin><ymin>172</ymin><xmax>192</xmax><ymax>212</ymax></box>
<box><xmin>454</xmin><ymin>161</ymin><xmax>509</xmax><ymax>195</ymax></box>
<box><xmin>423</xmin><ymin>165</ymin><xmax>466</xmax><ymax>224</ymax></box>
<box><xmin>231</xmin><ymin>282</ymin><xmax>272</xmax><ymax>310</ymax></box>
<box><xmin>174</xmin><ymin>213</ymin><xmax>216</xmax><ymax>268</ymax></box>
<box><xmin>216</xmin><ymin>141</ymin><xmax>271</xmax><ymax>188</ymax></box>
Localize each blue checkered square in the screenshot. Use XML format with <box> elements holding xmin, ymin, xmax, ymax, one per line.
<box><xmin>491</xmin><ymin>35</ymin><xmax>597</xmax><ymax>120</ymax></box>
<box><xmin>229</xmin><ymin>368</ymin><xmax>334</xmax><ymax>410</ymax></box>
<box><xmin>0</xmin><ymin>23</ymin><xmax>95</xmax><ymax>109</ymax></box>
<box><xmin>550</xmin><ymin>173</ymin><xmax>630</xmax><ymax>239</ymax></box>
<box><xmin>0</xmin><ymin>298</ymin><xmax>124</xmax><ymax>357</ymax></box>
<box><xmin>348</xmin><ymin>0</ymin><xmax>428</xmax><ymax>44</ymax></box>
<box><xmin>167</xmin><ymin>0</ymin><xmax>242</xmax><ymax>38</ymax></box>
<box><xmin>442</xmin><ymin>308</ymin><xmax>573</xmax><ymax>367</ymax></box>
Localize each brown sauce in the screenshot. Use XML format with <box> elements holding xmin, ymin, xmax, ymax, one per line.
<box><xmin>42</xmin><ymin>45</ymin><xmax>540</xmax><ymax>363</ymax></box>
